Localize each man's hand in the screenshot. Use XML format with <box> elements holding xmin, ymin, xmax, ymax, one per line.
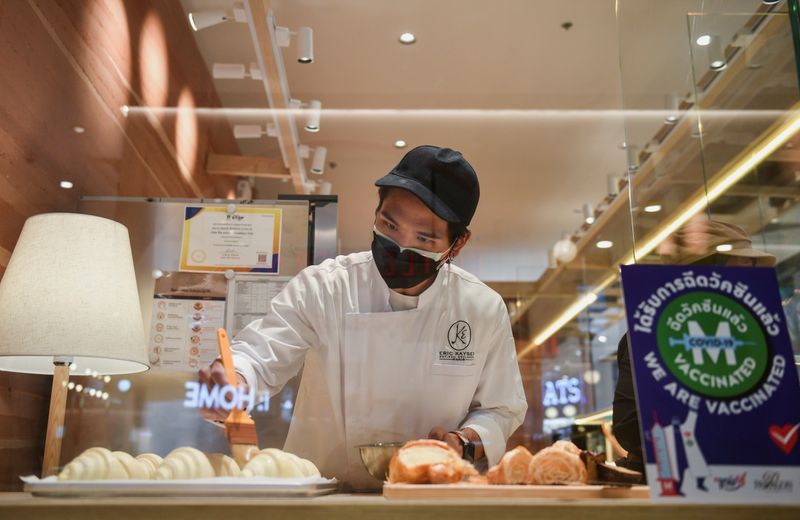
<box><xmin>428</xmin><ymin>426</ymin><xmax>464</xmax><ymax>456</ymax></box>
<box><xmin>428</xmin><ymin>426</ymin><xmax>485</xmax><ymax>460</ymax></box>
<box><xmin>197</xmin><ymin>359</ymin><xmax>249</xmax><ymax>423</ymax></box>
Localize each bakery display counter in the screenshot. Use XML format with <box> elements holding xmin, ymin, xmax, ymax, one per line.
<box><xmin>1</xmin><ymin>492</ymin><xmax>799</xmax><ymax>520</ymax></box>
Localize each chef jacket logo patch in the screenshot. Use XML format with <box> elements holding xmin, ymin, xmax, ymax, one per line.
<box><xmin>657</xmin><ymin>291</ymin><xmax>767</xmax><ymax>399</ymax></box>
<box><xmin>439</xmin><ymin>320</ymin><xmax>474</xmax><ymax>362</ymax></box>
<box><xmin>447</xmin><ymin>320</ymin><xmax>472</xmax><ymax>351</ymax></box>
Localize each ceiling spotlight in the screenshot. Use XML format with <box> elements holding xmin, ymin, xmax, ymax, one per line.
<box><xmin>607</xmin><ymin>174</ymin><xmax>620</xmax><ymax>196</ymax></box>
<box><xmin>275</xmin><ymin>25</ymin><xmax>315</xmax><ymax>64</ymax></box>
<box><xmin>394</xmin><ymin>140</ymin><xmax>407</xmax><ymax>148</ymax></box>
<box><xmin>120</xmin><ymin>105</ymin><xmax>130</xmax><ymax>117</ymax></box>
<box><xmin>597</xmin><ymin>335</ymin><xmax>607</xmax><ymax>343</ymax></box>
<box><xmin>318</xmin><ymin>181</ymin><xmax>333</xmax><ymax>195</ymax></box>
<box><xmin>297</xmin><ymin>26</ymin><xmax>314</xmax><ymax>63</ymax></box>
<box><xmin>399</xmin><ymin>32</ymin><xmax>416</xmax><ymax>44</ymax></box>
<box><xmin>304</xmin><ymin>100</ymin><xmax>321</xmax><ymax>132</ymax></box>
<box><xmin>234</xmin><ymin>124</ymin><xmax>267</xmax><ymax>139</ymax></box>
<box><xmin>582</xmin><ymin>203</ymin><xmax>595</xmax><ymax>225</ymax></box>
<box><xmin>212</xmin><ymin>62</ymin><xmax>261</xmax><ymax>80</ymax></box>
<box><xmin>716</xmin><ymin>244</ymin><xmax>733</xmax><ymax>252</ymax></box>
<box><xmin>664</xmin><ymin>93</ymin><xmax>681</xmax><ymax>124</ymax></box>
<box><xmin>73</xmin><ymin>126</ymin><xmax>85</xmax><ymax>134</ymax></box>
<box><xmin>696</xmin><ymin>34</ymin><xmax>712</xmax><ymax>46</ymax></box>
<box><xmin>75</xmin><ymin>384</ymin><xmax>83</xmax><ymax>392</ymax></box>
<box><xmin>706</xmin><ymin>35</ymin><xmax>727</xmax><ymax>71</ymax></box>
<box><xmin>626</xmin><ymin>145</ymin><xmax>640</xmax><ymax>172</ymax></box>
<box><xmin>644</xmin><ymin>204</ymin><xmax>662</xmax><ymax>213</ymax></box>
<box><xmin>311</xmin><ymin>146</ymin><xmax>327</xmax><ymax>175</ymax></box>
<box><xmin>596</xmin><ymin>240</ymin><xmax>613</xmax><ymax>249</ymax></box>
<box><xmin>188</xmin><ymin>5</ymin><xmax>245</xmax><ymax>32</ymax></box>
<box><xmin>60</xmin><ymin>181</ymin><xmax>74</xmax><ymax>189</ymax></box>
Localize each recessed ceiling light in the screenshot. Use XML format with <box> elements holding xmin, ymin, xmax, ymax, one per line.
<box><xmin>696</xmin><ymin>34</ymin><xmax>711</xmax><ymax>46</ymax></box>
<box><xmin>644</xmin><ymin>204</ymin><xmax>662</xmax><ymax>213</ymax></box>
<box><xmin>394</xmin><ymin>139</ymin><xmax>407</xmax><ymax>148</ymax></box>
<box><xmin>399</xmin><ymin>32</ymin><xmax>416</xmax><ymax>44</ymax></box>
<box><xmin>60</xmin><ymin>181</ymin><xmax>74</xmax><ymax>189</ymax></box>
<box><xmin>73</xmin><ymin>126</ymin><xmax>85</xmax><ymax>134</ymax></box>
<box><xmin>596</xmin><ymin>240</ymin><xmax>613</xmax><ymax>249</ymax></box>
<box><xmin>597</xmin><ymin>335</ymin><xmax>607</xmax><ymax>343</ymax></box>
<box><xmin>121</xmin><ymin>105</ymin><xmax>130</xmax><ymax>117</ymax></box>
<box><xmin>715</xmin><ymin>244</ymin><xmax>733</xmax><ymax>252</ymax></box>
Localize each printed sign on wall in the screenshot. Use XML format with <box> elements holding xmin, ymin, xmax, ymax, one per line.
<box><xmin>621</xmin><ymin>264</ymin><xmax>800</xmax><ymax>503</ymax></box>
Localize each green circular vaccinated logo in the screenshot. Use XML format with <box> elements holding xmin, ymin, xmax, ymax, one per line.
<box><xmin>656</xmin><ymin>291</ymin><xmax>767</xmax><ymax>398</ymax></box>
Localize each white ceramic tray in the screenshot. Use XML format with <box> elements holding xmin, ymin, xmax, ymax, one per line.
<box><xmin>21</xmin><ymin>475</ymin><xmax>339</xmax><ymax>498</ymax></box>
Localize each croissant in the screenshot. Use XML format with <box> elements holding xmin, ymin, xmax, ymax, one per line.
<box><xmin>527</xmin><ymin>444</ymin><xmax>587</xmax><ymax>485</ymax></box>
<box><xmin>58</xmin><ymin>447</ymin><xmax>153</xmax><ymax>480</ymax></box>
<box><xmin>135</xmin><ymin>453</ymin><xmax>163</xmax><ymax>479</ymax></box>
<box><xmin>241</xmin><ymin>448</ymin><xmax>320</xmax><ymax>478</ymax></box>
<box><xmin>388</xmin><ymin>439</ymin><xmax>477</xmax><ymax>484</ymax></box>
<box><xmin>206</xmin><ymin>452</ymin><xmax>241</xmax><ymax>477</ymax></box>
<box><xmin>486</xmin><ymin>446</ymin><xmax>533</xmax><ymax>485</ymax></box>
<box><xmin>154</xmin><ymin>447</ymin><xmax>215</xmax><ymax>480</ymax></box>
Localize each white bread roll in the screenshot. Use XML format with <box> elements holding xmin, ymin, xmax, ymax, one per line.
<box><xmin>58</xmin><ymin>447</ymin><xmax>129</xmax><ymax>480</ymax></box>
<box><xmin>154</xmin><ymin>447</ymin><xmax>215</xmax><ymax>480</ymax></box>
<box><xmin>135</xmin><ymin>453</ymin><xmax>163</xmax><ymax>479</ymax></box>
<box><xmin>241</xmin><ymin>448</ymin><xmax>320</xmax><ymax>478</ymax></box>
<box><xmin>206</xmin><ymin>453</ymin><xmax>241</xmax><ymax>477</ymax></box>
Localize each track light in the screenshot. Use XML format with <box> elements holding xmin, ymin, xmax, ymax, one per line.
<box><xmin>706</xmin><ymin>35</ymin><xmax>727</xmax><ymax>71</ymax></box>
<box><xmin>233</xmin><ymin>124</ymin><xmax>276</xmax><ymax>139</ymax></box>
<box><xmin>582</xmin><ymin>203</ymin><xmax>595</xmax><ymax>225</ymax></box>
<box><xmin>626</xmin><ymin>145</ymin><xmax>640</xmax><ymax>172</ymax></box>
<box><xmin>311</xmin><ymin>146</ymin><xmax>327</xmax><ymax>174</ymax></box>
<box><xmin>188</xmin><ymin>4</ymin><xmax>245</xmax><ymax>32</ymax></box>
<box><xmin>607</xmin><ymin>174</ymin><xmax>620</xmax><ymax>196</ymax></box>
<box><xmin>664</xmin><ymin>93</ymin><xmax>681</xmax><ymax>124</ymax></box>
<box><xmin>304</xmin><ymin>100</ymin><xmax>321</xmax><ymax>132</ymax></box>
<box><xmin>318</xmin><ymin>181</ymin><xmax>333</xmax><ymax>195</ymax></box>
<box><xmin>275</xmin><ymin>25</ymin><xmax>314</xmax><ymax>64</ymax></box>
<box><xmin>212</xmin><ymin>62</ymin><xmax>261</xmax><ymax>80</ymax></box>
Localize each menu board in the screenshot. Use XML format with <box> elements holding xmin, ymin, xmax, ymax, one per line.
<box><xmin>621</xmin><ymin>265</ymin><xmax>800</xmax><ymax>504</ymax></box>
<box><xmin>180</xmin><ymin>206</ymin><xmax>282</xmax><ymax>273</ymax></box>
<box><xmin>149</xmin><ymin>272</ymin><xmax>227</xmax><ymax>371</ymax></box>
<box><xmin>225</xmin><ymin>275</ymin><xmax>291</xmax><ymax>336</ymax></box>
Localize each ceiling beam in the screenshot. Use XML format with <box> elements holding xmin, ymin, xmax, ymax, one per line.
<box><xmin>245</xmin><ymin>0</ymin><xmax>308</xmax><ymax>194</ymax></box>
<box><xmin>206</xmin><ymin>153</ymin><xmax>290</xmax><ymax>179</ymax></box>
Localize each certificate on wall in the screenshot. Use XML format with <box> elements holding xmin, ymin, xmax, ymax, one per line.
<box><xmin>621</xmin><ymin>264</ymin><xmax>800</xmax><ymax>504</ymax></box>
<box><xmin>180</xmin><ymin>206</ymin><xmax>282</xmax><ymax>273</ymax></box>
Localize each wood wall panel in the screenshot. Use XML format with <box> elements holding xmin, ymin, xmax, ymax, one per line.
<box><xmin>0</xmin><ymin>0</ymin><xmax>244</xmax><ymax>489</ymax></box>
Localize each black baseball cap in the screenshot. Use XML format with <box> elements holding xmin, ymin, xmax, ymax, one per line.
<box><xmin>374</xmin><ymin>145</ymin><xmax>480</xmax><ymax>226</ymax></box>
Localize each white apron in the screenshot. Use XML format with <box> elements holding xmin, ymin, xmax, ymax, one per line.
<box><xmin>340</xmin><ymin>274</ymin><xmax>480</xmax><ymax>490</ymax></box>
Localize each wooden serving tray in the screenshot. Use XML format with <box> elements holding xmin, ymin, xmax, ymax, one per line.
<box><xmin>383</xmin><ymin>483</ymin><xmax>650</xmax><ymax>500</ymax></box>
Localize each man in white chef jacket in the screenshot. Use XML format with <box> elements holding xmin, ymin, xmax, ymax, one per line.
<box><xmin>200</xmin><ymin>145</ymin><xmax>527</xmax><ymax>489</ymax></box>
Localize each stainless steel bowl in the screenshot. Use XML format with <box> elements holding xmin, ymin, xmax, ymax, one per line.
<box><xmin>357</xmin><ymin>442</ymin><xmax>405</xmax><ymax>481</ymax></box>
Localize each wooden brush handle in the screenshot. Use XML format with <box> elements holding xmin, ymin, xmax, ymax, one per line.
<box><xmin>217</xmin><ymin>328</ymin><xmax>239</xmax><ymax>389</ymax></box>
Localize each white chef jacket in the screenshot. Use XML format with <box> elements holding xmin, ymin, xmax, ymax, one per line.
<box><xmin>231</xmin><ymin>251</ymin><xmax>527</xmax><ymax>487</ymax></box>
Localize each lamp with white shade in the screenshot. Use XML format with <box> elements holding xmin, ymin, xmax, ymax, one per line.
<box><xmin>0</xmin><ymin>213</ymin><xmax>149</xmax><ymax>476</ymax></box>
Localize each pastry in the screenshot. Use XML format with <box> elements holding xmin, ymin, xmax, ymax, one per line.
<box><xmin>58</xmin><ymin>447</ymin><xmax>146</xmax><ymax>480</ymax></box>
<box><xmin>241</xmin><ymin>448</ymin><xmax>320</xmax><ymax>478</ymax></box>
<box><xmin>154</xmin><ymin>447</ymin><xmax>215</xmax><ymax>480</ymax></box>
<box><xmin>387</xmin><ymin>439</ymin><xmax>477</xmax><ymax>484</ymax></box>
<box><xmin>135</xmin><ymin>453</ymin><xmax>163</xmax><ymax>479</ymax></box>
<box><xmin>206</xmin><ymin>452</ymin><xmax>241</xmax><ymax>477</ymax></box>
<box><xmin>486</xmin><ymin>446</ymin><xmax>533</xmax><ymax>485</ymax></box>
<box><xmin>527</xmin><ymin>444</ymin><xmax>587</xmax><ymax>484</ymax></box>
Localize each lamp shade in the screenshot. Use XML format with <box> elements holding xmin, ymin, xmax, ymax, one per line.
<box><xmin>0</xmin><ymin>213</ymin><xmax>149</xmax><ymax>375</ymax></box>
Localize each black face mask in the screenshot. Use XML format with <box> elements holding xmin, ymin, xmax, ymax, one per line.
<box><xmin>371</xmin><ymin>231</ymin><xmax>451</xmax><ymax>290</ymax></box>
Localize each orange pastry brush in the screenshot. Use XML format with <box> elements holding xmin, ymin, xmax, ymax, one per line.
<box><xmin>216</xmin><ymin>328</ymin><xmax>259</xmax><ymax>467</ymax></box>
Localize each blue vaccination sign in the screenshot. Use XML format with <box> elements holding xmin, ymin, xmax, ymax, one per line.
<box><xmin>621</xmin><ymin>264</ymin><xmax>800</xmax><ymax>503</ymax></box>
